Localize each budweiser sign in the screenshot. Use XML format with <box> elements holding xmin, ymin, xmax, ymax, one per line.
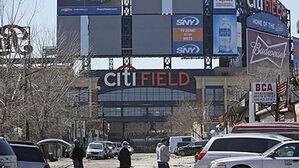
<box><xmin>247</xmin><ymin>29</ymin><xmax>289</xmax><ymax>75</ymax></box>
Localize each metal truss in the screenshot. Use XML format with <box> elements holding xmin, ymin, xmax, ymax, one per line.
<box><xmin>164</xmin><ymin>57</ymin><xmax>172</xmax><ymax>69</ymax></box>
<box><xmin>204</xmin><ymin>57</ymin><xmax>213</xmax><ymax>69</ymax></box>
<box><xmin>109</xmin><ymin>58</ymin><xmax>114</xmax><ymax>70</ymax></box>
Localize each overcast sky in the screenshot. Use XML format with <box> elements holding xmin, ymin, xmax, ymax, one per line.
<box><xmin>4</xmin><ymin>0</ymin><xmax>299</xmax><ymax>70</ymax></box>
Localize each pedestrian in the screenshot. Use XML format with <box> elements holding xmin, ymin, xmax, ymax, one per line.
<box><xmin>158</xmin><ymin>138</ymin><xmax>170</xmax><ymax>168</ymax></box>
<box><xmin>70</xmin><ymin>139</ymin><xmax>85</xmax><ymax>168</ymax></box>
<box><xmin>118</xmin><ymin>141</ymin><xmax>131</xmax><ymax>168</ymax></box>
<box><xmin>156</xmin><ymin>142</ymin><xmax>163</xmax><ymax>165</ymax></box>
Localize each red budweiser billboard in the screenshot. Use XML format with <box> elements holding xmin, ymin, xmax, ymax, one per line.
<box><xmin>247</xmin><ymin>29</ymin><xmax>289</xmax><ymax>75</ymax></box>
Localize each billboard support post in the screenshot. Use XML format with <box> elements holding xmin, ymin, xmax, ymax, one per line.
<box><xmin>249</xmin><ymin>91</ymin><xmax>255</xmax><ymax>123</ymax></box>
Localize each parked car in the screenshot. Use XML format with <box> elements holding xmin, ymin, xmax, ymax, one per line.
<box><xmin>113</xmin><ymin>142</ymin><xmax>121</xmax><ymax>156</ymax></box>
<box><xmin>97</xmin><ymin>141</ymin><xmax>114</xmax><ymax>158</ymax></box>
<box><xmin>9</xmin><ymin>142</ymin><xmax>50</xmax><ymax>168</ymax></box>
<box><xmin>210</xmin><ymin>140</ymin><xmax>299</xmax><ymax>168</ymax></box>
<box><xmin>0</xmin><ymin>137</ymin><xmax>18</xmax><ymax>168</ymax></box>
<box><xmin>86</xmin><ymin>142</ymin><xmax>106</xmax><ymax>159</ymax></box>
<box><xmin>177</xmin><ymin>140</ymin><xmax>208</xmax><ymax>156</ymax></box>
<box><xmin>195</xmin><ymin>133</ymin><xmax>291</xmax><ymax>168</ymax></box>
<box><xmin>169</xmin><ymin>136</ymin><xmax>196</xmax><ymax>153</ymax></box>
<box><xmin>128</xmin><ymin>145</ymin><xmax>134</xmax><ymax>155</ymax></box>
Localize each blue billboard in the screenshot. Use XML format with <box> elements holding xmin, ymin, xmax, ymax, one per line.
<box><xmin>58</xmin><ymin>0</ymin><xmax>121</xmax><ymax>15</ymax></box>
<box><xmin>172</xmin><ymin>15</ymin><xmax>203</xmax><ymax>55</ymax></box>
<box><xmin>247</xmin><ymin>12</ymin><xmax>288</xmax><ymax>37</ymax></box>
<box><xmin>213</xmin><ymin>15</ymin><xmax>237</xmax><ymax>55</ymax></box>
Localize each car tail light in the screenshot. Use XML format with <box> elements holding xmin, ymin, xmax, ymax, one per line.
<box><xmin>197</xmin><ymin>150</ymin><xmax>207</xmax><ymax>161</ymax></box>
<box><xmin>44</xmin><ymin>165</ymin><xmax>51</xmax><ymax>168</ymax></box>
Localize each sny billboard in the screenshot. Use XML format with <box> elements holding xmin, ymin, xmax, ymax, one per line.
<box><xmin>247</xmin><ymin>29</ymin><xmax>289</xmax><ymax>75</ymax></box>
<box><xmin>213</xmin><ymin>15</ymin><xmax>237</xmax><ymax>55</ymax></box>
<box><xmin>57</xmin><ymin>0</ymin><xmax>121</xmax><ymax>15</ymax></box>
<box><xmin>172</xmin><ymin>15</ymin><xmax>203</xmax><ymax>55</ymax></box>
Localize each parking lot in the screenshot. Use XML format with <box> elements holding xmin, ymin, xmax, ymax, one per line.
<box><xmin>49</xmin><ymin>153</ymin><xmax>195</xmax><ymax>168</ymax></box>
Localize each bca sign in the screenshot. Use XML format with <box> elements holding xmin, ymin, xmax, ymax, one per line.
<box><xmin>252</xmin><ymin>82</ymin><xmax>277</xmax><ymax>103</ymax></box>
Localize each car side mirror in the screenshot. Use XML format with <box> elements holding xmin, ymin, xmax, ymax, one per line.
<box><xmin>267</xmin><ymin>152</ymin><xmax>277</xmax><ymax>158</ymax></box>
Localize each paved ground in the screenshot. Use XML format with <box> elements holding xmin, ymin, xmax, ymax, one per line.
<box><xmin>49</xmin><ymin>153</ymin><xmax>196</xmax><ymax>168</ymax></box>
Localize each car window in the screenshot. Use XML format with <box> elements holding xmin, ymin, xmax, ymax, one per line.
<box><xmin>11</xmin><ymin>146</ymin><xmax>45</xmax><ymax>162</ymax></box>
<box><xmin>209</xmin><ymin>138</ymin><xmax>280</xmax><ymax>153</ymax></box>
<box><xmin>89</xmin><ymin>144</ymin><xmax>103</xmax><ymax>150</ymax></box>
<box><xmin>274</xmin><ymin>144</ymin><xmax>299</xmax><ymax>157</ymax></box>
<box><xmin>0</xmin><ymin>141</ymin><xmax>15</xmax><ymax>155</ymax></box>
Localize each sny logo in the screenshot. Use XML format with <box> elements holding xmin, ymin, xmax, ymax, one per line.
<box><xmin>176</xmin><ymin>44</ymin><xmax>200</xmax><ymax>54</ymax></box>
<box><xmin>176</xmin><ymin>16</ymin><xmax>200</xmax><ymax>26</ymax></box>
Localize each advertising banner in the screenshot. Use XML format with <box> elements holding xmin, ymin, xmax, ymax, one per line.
<box><xmin>213</xmin><ymin>0</ymin><xmax>236</xmax><ymax>9</ymax></box>
<box><xmin>172</xmin><ymin>15</ymin><xmax>203</xmax><ymax>55</ymax></box>
<box><xmin>213</xmin><ymin>15</ymin><xmax>237</xmax><ymax>55</ymax></box>
<box><xmin>293</xmin><ymin>37</ymin><xmax>299</xmax><ymax>75</ymax></box>
<box><xmin>95</xmin><ymin>65</ymin><xmax>214</xmax><ymax>94</ymax></box>
<box><xmin>247</xmin><ymin>29</ymin><xmax>289</xmax><ymax>75</ymax></box>
<box><xmin>251</xmin><ymin>82</ymin><xmax>277</xmax><ymax>103</ymax></box>
<box><xmin>247</xmin><ymin>12</ymin><xmax>288</xmax><ymax>37</ymax></box>
<box><xmin>57</xmin><ymin>0</ymin><xmax>121</xmax><ymax>15</ymax></box>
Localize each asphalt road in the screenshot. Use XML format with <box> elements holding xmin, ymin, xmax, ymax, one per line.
<box><xmin>49</xmin><ymin>153</ymin><xmax>195</xmax><ymax>168</ymax></box>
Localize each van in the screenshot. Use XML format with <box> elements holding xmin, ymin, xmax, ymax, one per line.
<box><xmin>169</xmin><ymin>136</ymin><xmax>196</xmax><ymax>153</ymax></box>
<box><xmin>231</xmin><ymin>122</ymin><xmax>299</xmax><ymax>140</ymax></box>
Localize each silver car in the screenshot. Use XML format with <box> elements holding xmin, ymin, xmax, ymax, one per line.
<box><xmin>0</xmin><ymin>137</ymin><xmax>18</xmax><ymax>168</ymax></box>
<box><xmin>210</xmin><ymin>141</ymin><xmax>299</xmax><ymax>168</ymax></box>
<box><xmin>86</xmin><ymin>142</ymin><xmax>106</xmax><ymax>159</ymax></box>
<box><xmin>195</xmin><ymin>133</ymin><xmax>291</xmax><ymax>168</ymax></box>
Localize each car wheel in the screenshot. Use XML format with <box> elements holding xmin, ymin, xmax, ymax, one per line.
<box><xmin>180</xmin><ymin>151</ymin><xmax>185</xmax><ymax>156</ymax></box>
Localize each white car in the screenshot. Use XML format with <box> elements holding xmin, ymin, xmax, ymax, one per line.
<box><xmin>113</xmin><ymin>142</ymin><xmax>121</xmax><ymax>155</ymax></box>
<box><xmin>210</xmin><ymin>141</ymin><xmax>299</xmax><ymax>168</ymax></box>
<box><xmin>195</xmin><ymin>133</ymin><xmax>291</xmax><ymax>168</ymax></box>
<box><xmin>86</xmin><ymin>142</ymin><xmax>106</xmax><ymax>159</ymax></box>
<box><xmin>10</xmin><ymin>142</ymin><xmax>50</xmax><ymax>168</ymax></box>
<box><xmin>0</xmin><ymin>138</ymin><xmax>18</xmax><ymax>168</ymax></box>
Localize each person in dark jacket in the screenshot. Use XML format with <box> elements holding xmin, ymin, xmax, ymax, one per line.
<box><xmin>70</xmin><ymin>140</ymin><xmax>85</xmax><ymax>168</ymax></box>
<box><xmin>118</xmin><ymin>141</ymin><xmax>131</xmax><ymax>168</ymax></box>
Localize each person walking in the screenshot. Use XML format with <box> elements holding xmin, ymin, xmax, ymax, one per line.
<box><xmin>156</xmin><ymin>142</ymin><xmax>163</xmax><ymax>166</ymax></box>
<box><xmin>70</xmin><ymin>140</ymin><xmax>85</xmax><ymax>168</ymax></box>
<box><xmin>118</xmin><ymin>141</ymin><xmax>131</xmax><ymax>168</ymax></box>
<box><xmin>158</xmin><ymin>138</ymin><xmax>170</xmax><ymax>168</ymax></box>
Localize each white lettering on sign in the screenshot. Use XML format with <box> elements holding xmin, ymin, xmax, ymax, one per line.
<box><xmin>177</xmin><ymin>44</ymin><xmax>200</xmax><ymax>54</ymax></box>
<box><xmin>247</xmin><ymin>0</ymin><xmax>264</xmax><ymax>10</ymax></box>
<box><xmin>176</xmin><ymin>16</ymin><xmax>200</xmax><ymax>26</ymax></box>
<box><xmin>250</xmin><ymin>35</ymin><xmax>287</xmax><ymax>68</ymax></box>
<box><xmin>104</xmin><ymin>69</ymin><xmax>137</xmax><ymax>87</ymax></box>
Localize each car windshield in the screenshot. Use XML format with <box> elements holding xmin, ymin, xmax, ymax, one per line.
<box><xmin>89</xmin><ymin>144</ymin><xmax>103</xmax><ymax>149</ymax></box>
<box><xmin>0</xmin><ymin>141</ymin><xmax>15</xmax><ymax>155</ymax></box>
<box><xmin>11</xmin><ymin>146</ymin><xmax>45</xmax><ymax>162</ymax></box>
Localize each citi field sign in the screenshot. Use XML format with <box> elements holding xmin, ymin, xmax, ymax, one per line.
<box><xmin>245</xmin><ymin>0</ymin><xmax>287</xmax><ymax>18</ymax></box>
<box><xmin>96</xmin><ymin>65</ymin><xmax>212</xmax><ymax>93</ymax></box>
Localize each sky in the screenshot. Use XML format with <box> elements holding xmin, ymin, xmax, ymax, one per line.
<box><xmin>5</xmin><ymin>0</ymin><xmax>299</xmax><ymax>70</ymax></box>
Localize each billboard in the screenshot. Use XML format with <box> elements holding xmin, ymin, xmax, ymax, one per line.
<box><xmin>293</xmin><ymin>37</ymin><xmax>299</xmax><ymax>75</ymax></box>
<box><xmin>57</xmin><ymin>0</ymin><xmax>121</xmax><ymax>15</ymax></box>
<box><xmin>172</xmin><ymin>0</ymin><xmax>203</xmax><ymax>14</ymax></box>
<box><xmin>213</xmin><ymin>0</ymin><xmax>236</xmax><ymax>9</ymax></box>
<box><xmin>89</xmin><ymin>16</ymin><xmax>121</xmax><ymax>56</ymax></box>
<box><xmin>95</xmin><ymin>65</ymin><xmax>214</xmax><ymax>94</ymax></box>
<box><xmin>132</xmin><ymin>0</ymin><xmax>162</xmax><ymax>14</ymax></box>
<box><xmin>172</xmin><ymin>15</ymin><xmax>203</xmax><ymax>55</ymax></box>
<box><xmin>247</xmin><ymin>29</ymin><xmax>289</xmax><ymax>75</ymax></box>
<box><xmin>252</xmin><ymin>82</ymin><xmax>277</xmax><ymax>103</ymax></box>
<box><xmin>213</xmin><ymin>15</ymin><xmax>237</xmax><ymax>55</ymax></box>
<box><xmin>132</xmin><ymin>15</ymin><xmax>171</xmax><ymax>55</ymax></box>
<box><xmin>247</xmin><ymin>12</ymin><xmax>288</xmax><ymax>37</ymax></box>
